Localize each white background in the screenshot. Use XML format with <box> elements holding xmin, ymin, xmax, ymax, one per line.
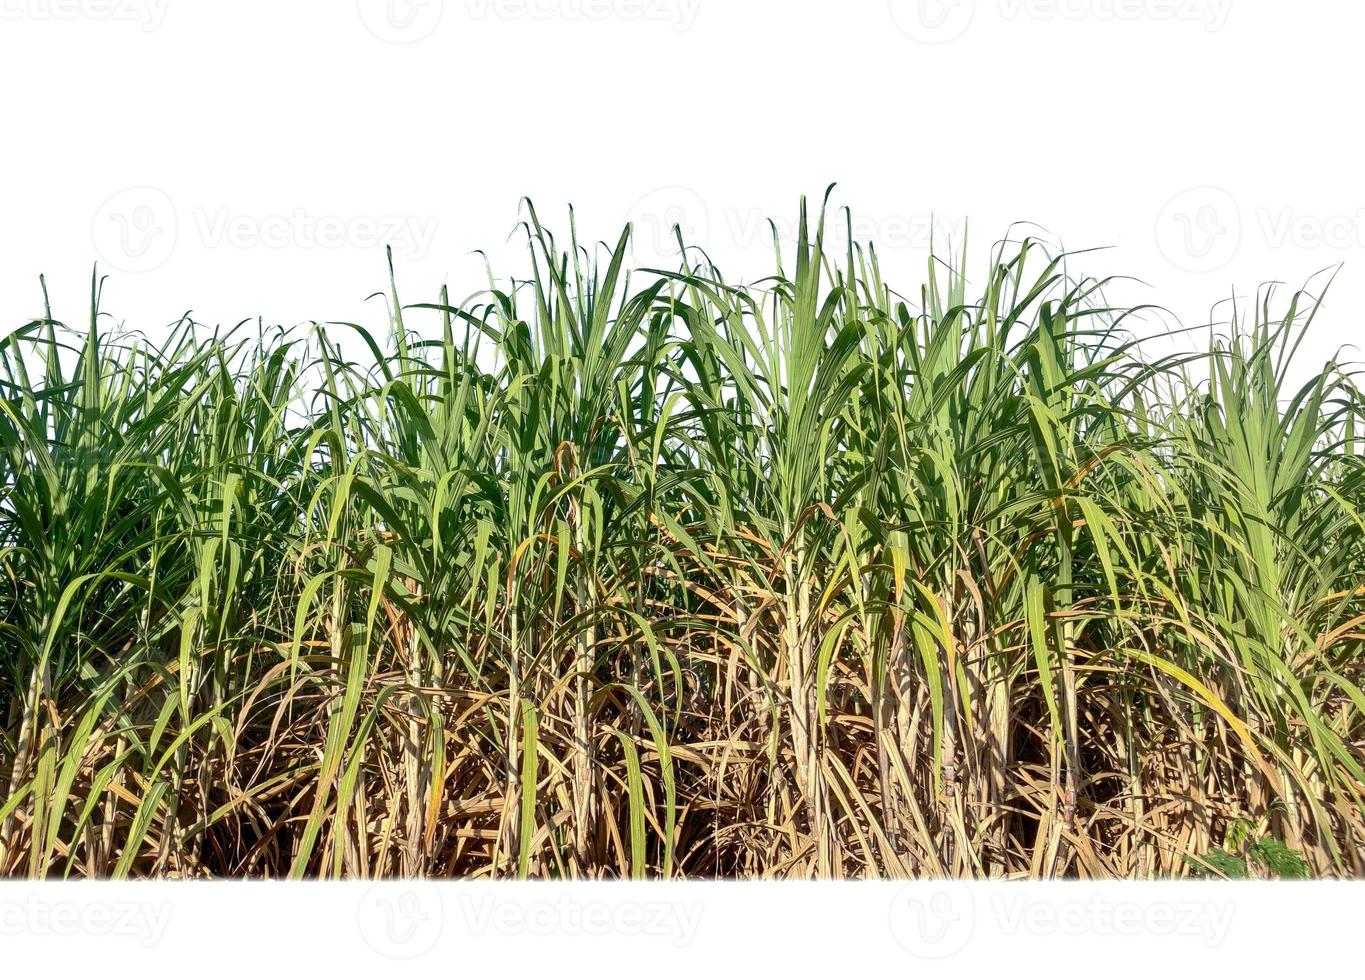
<box><xmin>1</xmin><ymin>0</ymin><xmax>1362</xmax><ymax>968</ymax></box>
<box><xmin>0</xmin><ymin>880</ymin><xmax>1359</xmax><ymax>975</ymax></box>
<box><xmin>1</xmin><ymin>1</ymin><xmax>1363</xmax><ymax>377</ymax></box>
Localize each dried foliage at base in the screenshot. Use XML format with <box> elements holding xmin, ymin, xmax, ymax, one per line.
<box><xmin>2</xmin><ymin>195</ymin><xmax>1363</xmax><ymax>878</ymax></box>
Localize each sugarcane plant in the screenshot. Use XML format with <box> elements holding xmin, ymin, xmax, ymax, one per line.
<box><xmin>0</xmin><ymin>193</ymin><xmax>1362</xmax><ymax>878</ymax></box>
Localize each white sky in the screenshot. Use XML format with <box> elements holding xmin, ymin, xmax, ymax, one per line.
<box><xmin>1</xmin><ymin>1</ymin><xmax>1361</xmax><ymax>385</ymax></box>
